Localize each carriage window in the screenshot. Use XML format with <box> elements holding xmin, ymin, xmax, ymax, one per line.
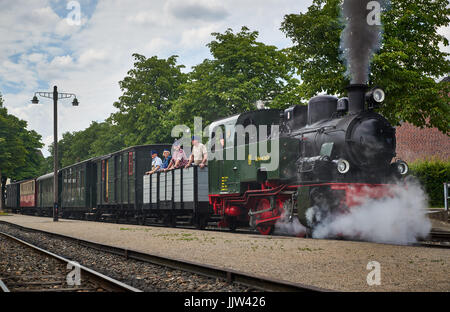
<box><xmin>238</xmin><ymin>118</ymin><xmax>258</xmax><ymax>146</ymax></box>
<box><xmin>210</xmin><ymin>126</ymin><xmax>225</xmax><ymax>153</ymax></box>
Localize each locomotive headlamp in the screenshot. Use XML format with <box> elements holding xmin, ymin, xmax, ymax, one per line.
<box><xmin>372</xmin><ymin>88</ymin><xmax>385</xmax><ymax>103</ymax></box>
<box><xmin>366</xmin><ymin>87</ymin><xmax>385</xmax><ymax>109</ymax></box>
<box><xmin>394</xmin><ymin>160</ymin><xmax>409</xmax><ymax>175</ymax></box>
<box><xmin>336</xmin><ymin>159</ymin><xmax>350</xmax><ymax>174</ymax></box>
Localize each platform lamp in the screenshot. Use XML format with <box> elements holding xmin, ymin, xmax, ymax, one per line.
<box><xmin>31</xmin><ymin>86</ymin><xmax>79</xmax><ymax>221</ymax></box>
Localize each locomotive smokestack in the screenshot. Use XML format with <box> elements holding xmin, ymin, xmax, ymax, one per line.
<box><xmin>347</xmin><ymin>84</ymin><xmax>368</xmax><ymax>113</ymax></box>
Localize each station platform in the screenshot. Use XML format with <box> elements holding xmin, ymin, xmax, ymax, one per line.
<box><xmin>0</xmin><ymin>214</ymin><xmax>448</xmax><ymax>291</ymax></box>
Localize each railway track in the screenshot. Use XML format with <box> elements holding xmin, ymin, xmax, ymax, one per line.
<box><xmin>429</xmin><ymin>230</ymin><xmax>450</xmax><ymax>241</ymax></box>
<box><xmin>0</xmin><ymin>221</ymin><xmax>328</xmax><ymax>292</ymax></box>
<box><xmin>416</xmin><ymin>230</ymin><xmax>450</xmax><ymax>249</ymax></box>
<box><xmin>0</xmin><ymin>231</ymin><xmax>141</xmax><ymax>292</ymax></box>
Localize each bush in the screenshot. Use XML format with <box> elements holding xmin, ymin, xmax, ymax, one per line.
<box><xmin>409</xmin><ymin>160</ymin><xmax>450</xmax><ymax>208</ymax></box>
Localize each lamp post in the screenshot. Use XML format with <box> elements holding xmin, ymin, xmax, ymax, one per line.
<box><xmin>32</xmin><ymin>86</ymin><xmax>79</xmax><ymax>222</ymax></box>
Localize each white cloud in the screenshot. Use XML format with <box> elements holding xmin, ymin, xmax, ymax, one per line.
<box><xmin>180</xmin><ymin>24</ymin><xmax>219</xmax><ymax>49</ymax></box>
<box><xmin>438</xmin><ymin>25</ymin><xmax>450</xmax><ymax>56</ymax></box>
<box><xmin>78</xmin><ymin>49</ymin><xmax>107</xmax><ymax>65</ymax></box>
<box><xmin>165</xmin><ymin>0</ymin><xmax>229</xmax><ymax>22</ymax></box>
<box><xmin>24</xmin><ymin>53</ymin><xmax>46</xmax><ymax>63</ymax></box>
<box><xmin>50</xmin><ymin>55</ymin><xmax>74</xmax><ymax>67</ymax></box>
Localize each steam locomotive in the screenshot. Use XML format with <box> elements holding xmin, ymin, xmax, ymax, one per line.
<box><xmin>5</xmin><ymin>84</ymin><xmax>408</xmax><ymax>236</ymax></box>
<box><xmin>208</xmin><ymin>84</ymin><xmax>408</xmax><ymax>235</ymax></box>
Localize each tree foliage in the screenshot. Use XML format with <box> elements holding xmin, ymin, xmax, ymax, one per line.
<box><xmin>281</xmin><ymin>0</ymin><xmax>450</xmax><ymax>133</ymax></box>
<box><xmin>0</xmin><ymin>94</ymin><xmax>43</xmax><ymax>180</ymax></box>
<box><xmin>0</xmin><ymin>93</ymin><xmax>43</xmax><ymax>208</ymax></box>
<box><xmin>410</xmin><ymin>160</ymin><xmax>450</xmax><ymax>207</ymax></box>
<box><xmin>111</xmin><ymin>54</ymin><xmax>187</xmax><ymax>146</ymax></box>
<box><xmin>43</xmin><ymin>121</ymin><xmax>126</xmax><ymax>170</ymax></box>
<box><xmin>173</xmin><ymin>27</ymin><xmax>299</xmax><ymax>128</ymax></box>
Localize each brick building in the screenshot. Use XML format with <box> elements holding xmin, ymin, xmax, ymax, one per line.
<box><xmin>395</xmin><ymin>77</ymin><xmax>449</xmax><ymax>163</ymax></box>
<box><xmin>395</xmin><ymin>122</ymin><xmax>449</xmax><ymax>163</ymax></box>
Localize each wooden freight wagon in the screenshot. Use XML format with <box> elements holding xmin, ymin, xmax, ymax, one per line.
<box><xmin>143</xmin><ymin>166</ymin><xmax>210</xmax><ymax>228</ymax></box>
<box><xmin>94</xmin><ymin>144</ymin><xmax>170</xmax><ymax>222</ymax></box>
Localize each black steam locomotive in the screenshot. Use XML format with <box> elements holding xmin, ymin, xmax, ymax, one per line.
<box><xmin>209</xmin><ymin>84</ymin><xmax>408</xmax><ymax>235</ymax></box>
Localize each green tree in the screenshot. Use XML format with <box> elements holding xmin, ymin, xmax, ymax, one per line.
<box><xmin>111</xmin><ymin>54</ymin><xmax>187</xmax><ymax>146</ymax></box>
<box><xmin>10</xmin><ymin>130</ymin><xmax>44</xmax><ymax>180</ymax></box>
<box><xmin>43</xmin><ymin>121</ymin><xmax>126</xmax><ymax>170</ymax></box>
<box><xmin>89</xmin><ymin>121</ymin><xmax>126</xmax><ymax>157</ymax></box>
<box><xmin>0</xmin><ymin>93</ymin><xmax>43</xmax><ymax>209</ymax></box>
<box><xmin>173</xmin><ymin>27</ymin><xmax>299</xmax><ymax>128</ymax></box>
<box><xmin>281</xmin><ymin>0</ymin><xmax>450</xmax><ymax>133</ymax></box>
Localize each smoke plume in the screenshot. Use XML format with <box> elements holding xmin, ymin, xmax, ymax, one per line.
<box><xmin>308</xmin><ymin>178</ymin><xmax>432</xmax><ymax>245</ymax></box>
<box><xmin>340</xmin><ymin>0</ymin><xmax>388</xmax><ymax>84</ymax></box>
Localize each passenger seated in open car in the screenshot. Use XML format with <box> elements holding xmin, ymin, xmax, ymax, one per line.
<box><xmin>164</xmin><ymin>141</ymin><xmax>188</xmax><ymax>171</ymax></box>
<box><xmin>161</xmin><ymin>149</ymin><xmax>172</xmax><ymax>170</ymax></box>
<box><xmin>145</xmin><ymin>150</ymin><xmax>162</xmax><ymax>175</ymax></box>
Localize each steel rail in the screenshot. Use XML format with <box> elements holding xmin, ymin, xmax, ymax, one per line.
<box><xmin>430</xmin><ymin>230</ymin><xmax>450</xmax><ymax>241</ymax></box>
<box><xmin>416</xmin><ymin>242</ymin><xmax>450</xmax><ymax>249</ymax></box>
<box><xmin>0</xmin><ymin>230</ymin><xmax>142</xmax><ymax>292</ymax></box>
<box><xmin>0</xmin><ymin>279</ymin><xmax>10</xmax><ymax>292</ymax></box>
<box><xmin>0</xmin><ymin>221</ymin><xmax>329</xmax><ymax>292</ymax></box>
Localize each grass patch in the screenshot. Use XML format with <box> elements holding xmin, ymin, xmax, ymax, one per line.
<box><xmin>119</xmin><ymin>227</ymin><xmax>150</xmax><ymax>232</ymax></box>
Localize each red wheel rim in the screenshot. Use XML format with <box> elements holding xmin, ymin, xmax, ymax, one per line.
<box><xmin>253</xmin><ymin>198</ymin><xmax>278</xmax><ymax>235</ymax></box>
<box><xmin>257</xmin><ymin>224</ymin><xmax>274</xmax><ymax>235</ymax></box>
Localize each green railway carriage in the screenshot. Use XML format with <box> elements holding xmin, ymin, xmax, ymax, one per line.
<box><xmin>60</xmin><ymin>159</ymin><xmax>96</xmax><ymax>218</ymax></box>
<box><xmin>36</xmin><ymin>172</ymin><xmax>62</xmax><ymax>216</ymax></box>
<box><xmin>94</xmin><ymin>144</ymin><xmax>171</xmax><ymax>222</ymax></box>
<box><xmin>5</xmin><ymin>182</ymin><xmax>20</xmax><ymax>213</ymax></box>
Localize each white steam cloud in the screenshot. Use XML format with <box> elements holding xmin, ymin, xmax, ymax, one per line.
<box><xmin>308</xmin><ymin>178</ymin><xmax>431</xmax><ymax>245</ymax></box>
<box><xmin>275</xmin><ymin>202</ymin><xmax>308</xmax><ymax>237</ymax></box>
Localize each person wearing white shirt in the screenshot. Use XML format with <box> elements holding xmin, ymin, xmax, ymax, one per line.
<box><xmin>146</xmin><ymin>150</ymin><xmax>163</xmax><ymax>175</ymax></box>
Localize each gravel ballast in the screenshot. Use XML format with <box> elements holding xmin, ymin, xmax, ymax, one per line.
<box><xmin>0</xmin><ymin>214</ymin><xmax>449</xmax><ymax>292</ymax></box>
<box><xmin>0</xmin><ymin>235</ymin><xmax>105</xmax><ymax>292</ymax></box>
<box><xmin>0</xmin><ymin>223</ymin><xmax>253</xmax><ymax>292</ymax></box>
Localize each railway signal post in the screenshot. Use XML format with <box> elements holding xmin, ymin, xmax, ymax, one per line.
<box><xmin>31</xmin><ymin>86</ymin><xmax>79</xmax><ymax>221</ymax></box>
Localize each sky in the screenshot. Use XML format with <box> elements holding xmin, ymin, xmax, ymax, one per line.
<box><xmin>0</xmin><ymin>0</ymin><xmax>449</xmax><ymax>157</ymax></box>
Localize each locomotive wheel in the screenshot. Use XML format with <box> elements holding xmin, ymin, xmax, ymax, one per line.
<box><xmin>252</xmin><ymin>198</ymin><xmax>283</xmax><ymax>236</ymax></box>
<box><xmin>228</xmin><ymin>217</ymin><xmax>237</xmax><ymax>232</ymax></box>
<box><xmin>195</xmin><ymin>214</ymin><xmax>208</xmax><ymax>230</ymax></box>
<box><xmin>257</xmin><ymin>224</ymin><xmax>274</xmax><ymax>235</ymax></box>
